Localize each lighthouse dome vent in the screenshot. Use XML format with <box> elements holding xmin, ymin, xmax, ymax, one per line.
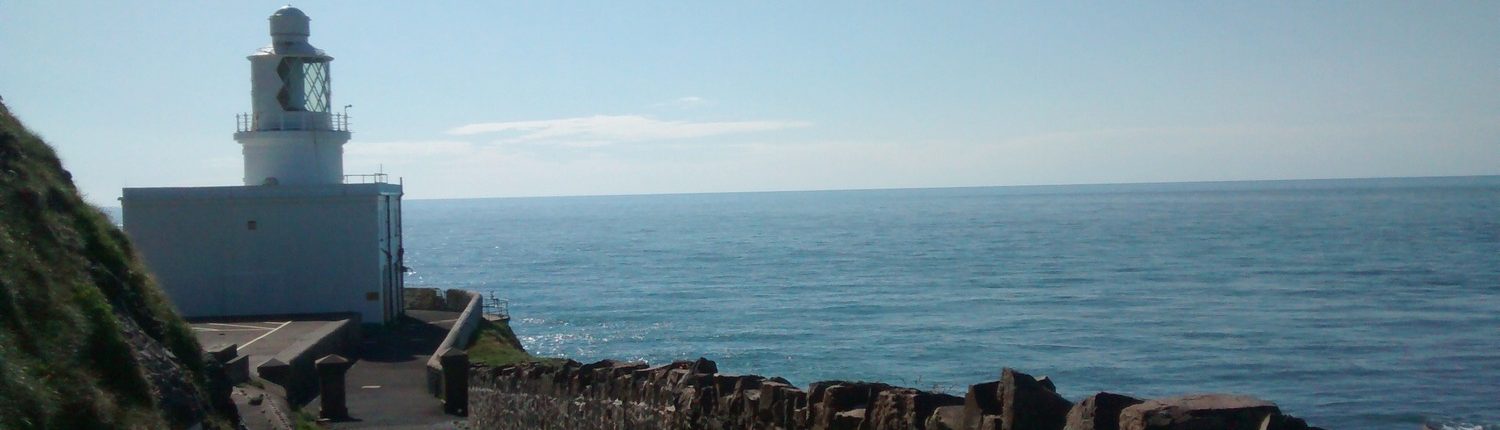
<box><xmin>272</xmin><ymin>5</ymin><xmax>307</xmax><ymax>17</ymax></box>
<box><xmin>269</xmin><ymin>6</ymin><xmax>310</xmax><ymax>39</ymax></box>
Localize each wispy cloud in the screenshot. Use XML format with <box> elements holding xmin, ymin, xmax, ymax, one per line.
<box><xmin>446</xmin><ymin>115</ymin><xmax>810</xmax><ymax>144</ymax></box>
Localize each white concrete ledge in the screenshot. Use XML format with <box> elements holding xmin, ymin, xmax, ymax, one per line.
<box><xmin>425</xmin><ymin>289</ymin><xmax>483</xmax><ymax>398</ymax></box>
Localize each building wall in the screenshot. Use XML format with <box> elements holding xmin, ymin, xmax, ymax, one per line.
<box><xmin>122</xmin><ymin>184</ymin><xmax>401</xmax><ymax>323</ymax></box>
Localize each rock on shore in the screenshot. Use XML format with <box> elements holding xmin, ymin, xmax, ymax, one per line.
<box><xmin>468</xmin><ymin>357</ymin><xmax>1324</xmax><ymax>430</ymax></box>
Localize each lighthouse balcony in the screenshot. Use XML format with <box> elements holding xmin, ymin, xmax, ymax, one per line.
<box><xmin>343</xmin><ymin>173</ymin><xmax>390</xmax><ymax>184</ymax></box>
<box><xmin>237</xmin><ymin>111</ymin><xmax>350</xmax><ymax>132</ymax></box>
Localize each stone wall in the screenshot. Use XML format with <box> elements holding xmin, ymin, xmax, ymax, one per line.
<box><xmin>405</xmin><ymin>287</ymin><xmax>471</xmax><ymax>312</ymax></box>
<box><xmin>470</xmin><ymin>358</ymin><xmax>1324</xmax><ymax>430</ymax></box>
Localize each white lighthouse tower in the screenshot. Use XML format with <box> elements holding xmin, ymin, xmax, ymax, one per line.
<box><xmin>122</xmin><ymin>7</ymin><xmax>405</xmax><ymax>324</ymax></box>
<box><xmin>236</xmin><ymin>6</ymin><xmax>349</xmax><ymax>186</ymax></box>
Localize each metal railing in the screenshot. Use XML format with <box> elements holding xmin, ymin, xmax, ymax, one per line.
<box><xmin>342</xmin><ymin>173</ymin><xmax>389</xmax><ymax>184</ymax></box>
<box><xmin>236</xmin><ymin>112</ymin><xmax>252</xmax><ymax>132</ymax></box>
<box><xmin>484</xmin><ymin>292</ymin><xmax>510</xmax><ymax>321</ymax></box>
<box><xmin>236</xmin><ymin>112</ymin><xmax>350</xmax><ymax>132</ymax></box>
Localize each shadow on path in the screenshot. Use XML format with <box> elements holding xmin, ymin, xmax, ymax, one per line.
<box><xmin>331</xmin><ymin>311</ymin><xmax>466</xmax><ymax>429</ymax></box>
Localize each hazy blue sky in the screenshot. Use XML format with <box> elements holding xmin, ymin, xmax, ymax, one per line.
<box><xmin>3</xmin><ymin>1</ymin><xmax>1497</xmax><ymax>205</ymax></box>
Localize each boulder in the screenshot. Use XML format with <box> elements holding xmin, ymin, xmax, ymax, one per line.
<box><xmin>869</xmin><ymin>388</ymin><xmax>965</xmax><ymax>430</ymax></box>
<box><xmin>737</xmin><ymin>375</ymin><xmax>766</xmax><ymax>392</ymax></box>
<box><xmin>806</xmin><ymin>381</ymin><xmax>835</xmax><ymax>428</ymax></box>
<box><xmin>962</xmin><ymin>380</ymin><xmax>1001</xmax><ymax>430</ymax></box>
<box><xmin>926</xmin><ymin>405</ymin><xmax>966</xmax><ymax>430</ymax></box>
<box><xmin>607</xmin><ymin>361</ymin><xmax>647</xmax><ymax>399</ymax></box>
<box><xmin>811</xmin><ymin>382</ymin><xmax>884</xmax><ymax>430</ymax></box>
<box><xmin>977</xmin><ymin>415</ymin><xmax>1004</xmax><ymax>430</ymax></box>
<box><xmin>641</xmin><ymin>360</ymin><xmax>693</xmax><ymax>382</ymax></box>
<box><xmin>1036</xmin><ymin>375</ymin><xmax>1056</xmax><ymax>392</ymax></box>
<box><xmin>611</xmin><ymin>360</ymin><xmax>648</xmax><ymax>375</ymax></box>
<box><xmin>742</xmin><ymin>389</ymin><xmax>763</xmax><ymax>419</ymax></box>
<box><xmin>576</xmin><ymin>359</ymin><xmax>618</xmax><ymax>386</ymax></box>
<box><xmin>998</xmin><ymin>368</ymin><xmax>1072</xmax><ymax>430</ymax></box>
<box><xmin>678</xmin><ymin>386</ymin><xmax>709</xmax><ymax>420</ymax></box>
<box><xmin>1118</xmin><ymin>394</ymin><xmax>1280</xmax><ymax>430</ymax></box>
<box><xmin>666</xmin><ymin>368</ymin><xmax>692</xmax><ymax>387</ymax></box>
<box><xmin>691</xmin><ymin>357</ymin><xmax>719</xmax><ymax>375</ymax></box>
<box><xmin>758</xmin><ymin>381</ymin><xmax>794</xmax><ymax>423</ymax></box>
<box><xmin>832</xmin><ymin>408</ymin><xmax>866</xmax><ymax>430</ymax></box>
<box><xmin>781</xmin><ymin>388</ymin><xmax>808</xmax><ymax>428</ymax></box>
<box><xmin>1064</xmin><ymin>392</ymin><xmax>1143</xmax><ymax>430</ymax></box>
<box><xmin>1259</xmin><ymin>413</ymin><xmax>1315</xmax><ymax>430</ymax></box>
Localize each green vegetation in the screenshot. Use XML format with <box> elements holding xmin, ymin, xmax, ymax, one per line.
<box><xmin>0</xmin><ymin>102</ymin><xmax>232</xmax><ymax>429</ymax></box>
<box><xmin>293</xmin><ymin>408</ymin><xmax>321</xmax><ymax>430</ymax></box>
<box><xmin>466</xmin><ymin>319</ymin><xmax>535</xmax><ymax>367</ymax></box>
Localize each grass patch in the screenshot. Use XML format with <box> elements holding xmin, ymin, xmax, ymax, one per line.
<box><xmin>293</xmin><ymin>408</ymin><xmax>321</xmax><ymax>430</ymax></box>
<box><xmin>466</xmin><ymin>319</ymin><xmax>533</xmax><ymax>367</ymax></box>
<box><xmin>0</xmin><ymin>101</ymin><xmax>232</xmax><ymax>428</ymax></box>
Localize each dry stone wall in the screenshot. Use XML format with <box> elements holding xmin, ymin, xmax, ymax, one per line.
<box><xmin>470</xmin><ymin>358</ymin><xmax>1323</xmax><ymax>430</ymax></box>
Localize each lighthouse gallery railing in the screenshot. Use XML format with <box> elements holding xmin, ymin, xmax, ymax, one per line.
<box><xmin>236</xmin><ymin>112</ymin><xmax>350</xmax><ymax>133</ymax></box>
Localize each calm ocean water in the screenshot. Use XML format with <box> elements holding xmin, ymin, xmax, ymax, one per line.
<box><xmin>404</xmin><ymin>176</ymin><xmax>1496</xmax><ymax>429</ymax></box>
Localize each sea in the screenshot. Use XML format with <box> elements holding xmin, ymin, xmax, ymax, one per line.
<box><xmin>119</xmin><ymin>176</ymin><xmax>1500</xmax><ymax>429</ymax></box>
<box><xmin>402</xmin><ymin>176</ymin><xmax>1500</xmax><ymax>429</ymax></box>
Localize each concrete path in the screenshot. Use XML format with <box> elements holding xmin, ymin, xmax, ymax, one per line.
<box><xmin>332</xmin><ymin>310</ymin><xmax>467</xmax><ymax>429</ymax></box>
<box><xmin>194</xmin><ymin>319</ymin><xmax>326</xmax><ymax>364</ymax></box>
<box><xmin>192</xmin><ymin>316</ymin><xmax>352</xmax><ymax>374</ymax></box>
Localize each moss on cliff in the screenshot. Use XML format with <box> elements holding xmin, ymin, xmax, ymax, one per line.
<box><xmin>467</xmin><ymin>319</ymin><xmax>533</xmax><ymax>367</ymax></box>
<box><xmin>0</xmin><ymin>101</ymin><xmax>230</xmax><ymax>429</ymax></box>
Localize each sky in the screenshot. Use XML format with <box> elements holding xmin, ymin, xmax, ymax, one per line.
<box><xmin>2</xmin><ymin>1</ymin><xmax>1497</xmax><ymax>206</ymax></box>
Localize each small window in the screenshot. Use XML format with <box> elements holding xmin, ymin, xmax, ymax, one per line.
<box><xmin>247</xmin><ymin>220</ymin><xmax>258</xmax><ymax>230</ymax></box>
<box><xmin>365</xmin><ymin>292</ymin><xmax>379</xmax><ymax>301</ymax></box>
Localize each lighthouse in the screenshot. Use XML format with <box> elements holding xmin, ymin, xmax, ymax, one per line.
<box><xmin>122</xmin><ymin>7</ymin><xmax>405</xmax><ymax>324</ymax></box>
<box><xmin>236</xmin><ymin>6</ymin><xmax>349</xmax><ymax>186</ymax></box>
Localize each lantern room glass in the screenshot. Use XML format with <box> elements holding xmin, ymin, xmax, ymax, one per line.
<box><xmin>275</xmin><ymin>58</ymin><xmax>331</xmax><ymax>113</ymax></box>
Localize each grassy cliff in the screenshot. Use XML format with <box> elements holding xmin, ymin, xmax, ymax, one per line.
<box><xmin>0</xmin><ymin>102</ymin><xmax>232</xmax><ymax>429</ymax></box>
<box><xmin>467</xmin><ymin>319</ymin><xmax>534</xmax><ymax>367</ymax></box>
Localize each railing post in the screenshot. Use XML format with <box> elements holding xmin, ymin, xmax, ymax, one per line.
<box><xmin>440</xmin><ymin>348</ymin><xmax>469</xmax><ymax>416</ymax></box>
<box><xmin>315</xmin><ymin>354</ymin><xmax>354</xmax><ymax>421</ymax></box>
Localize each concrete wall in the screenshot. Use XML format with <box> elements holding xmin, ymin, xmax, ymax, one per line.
<box><xmin>470</xmin><ymin>359</ymin><xmax>1324</xmax><ymax>430</ymax></box>
<box><xmin>425</xmin><ymin>289</ymin><xmax>483</xmax><ymax>398</ymax></box>
<box><xmin>253</xmin><ymin>316</ymin><xmax>359</xmax><ymax>405</ymax></box>
<box><xmin>122</xmin><ymin>184</ymin><xmax>402</xmax><ymax>323</ymax></box>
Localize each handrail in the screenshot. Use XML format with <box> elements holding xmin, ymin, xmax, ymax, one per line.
<box><xmin>236</xmin><ymin>112</ymin><xmax>350</xmax><ymax>132</ymax></box>
<box><xmin>484</xmin><ymin>292</ymin><xmax>510</xmax><ymax>321</ymax></box>
<box><xmin>343</xmin><ymin>173</ymin><xmax>388</xmax><ymax>184</ymax></box>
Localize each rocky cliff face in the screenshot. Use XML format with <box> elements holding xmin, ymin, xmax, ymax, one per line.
<box><xmin>0</xmin><ymin>101</ymin><xmax>236</xmax><ymax>429</ymax></box>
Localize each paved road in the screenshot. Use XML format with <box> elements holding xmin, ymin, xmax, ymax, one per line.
<box><xmin>333</xmin><ymin>310</ymin><xmax>467</xmax><ymax>429</ymax></box>
<box><xmin>193</xmin><ymin>312</ymin><xmax>467</xmax><ymax>429</ymax></box>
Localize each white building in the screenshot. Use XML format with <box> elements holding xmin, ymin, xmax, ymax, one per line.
<box><xmin>123</xmin><ymin>7</ymin><xmax>404</xmax><ymax>324</ymax></box>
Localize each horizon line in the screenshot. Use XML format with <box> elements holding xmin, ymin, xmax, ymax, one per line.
<box><xmin>91</xmin><ymin>173</ymin><xmax>1499</xmax><ymax>209</ymax></box>
<box><xmin>398</xmin><ymin>173</ymin><xmax>1500</xmax><ymax>202</ymax></box>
